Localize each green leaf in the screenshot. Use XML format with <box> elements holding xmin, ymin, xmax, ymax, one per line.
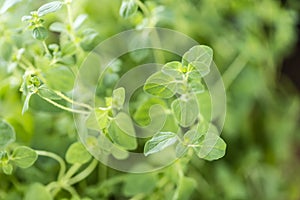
<box><xmin>108</xmin><ymin>112</ymin><xmax>137</xmax><ymax>150</ymax></box>
<box><xmin>2</xmin><ymin>163</ymin><xmax>13</xmax><ymax>175</ymax></box>
<box><xmin>162</xmin><ymin>61</ymin><xmax>183</xmax><ymax>78</ymax></box>
<box><xmin>0</xmin><ymin>120</ymin><xmax>16</xmax><ymax>148</ymax></box>
<box><xmin>11</xmin><ymin>146</ymin><xmax>38</xmax><ymax>168</ymax></box>
<box><xmin>44</xmin><ymin>66</ymin><xmax>75</xmax><ymax>92</ymax></box>
<box><xmin>37</xmin><ymin>1</ymin><xmax>63</xmax><ymax>16</ymax></box>
<box><xmin>173</xmin><ymin>177</ymin><xmax>197</xmax><ymax>200</ymax></box>
<box><xmin>111</xmin><ymin>145</ymin><xmax>129</xmax><ymax>160</ymax></box>
<box><xmin>119</xmin><ymin>0</ymin><xmax>138</xmax><ymax>19</ymax></box>
<box><xmin>133</xmin><ymin>98</ymin><xmax>166</xmax><ymax>126</ymax></box>
<box><xmin>112</xmin><ymin>87</ymin><xmax>125</xmax><ymax>111</ymax></box>
<box><xmin>24</xmin><ymin>183</ymin><xmax>52</xmax><ymax>200</ymax></box>
<box><xmin>144</xmin><ymin>132</ymin><xmax>178</xmax><ymax>156</ymax></box>
<box><xmin>65</xmin><ymin>142</ymin><xmax>92</xmax><ymax>164</ymax></box>
<box><xmin>144</xmin><ymin>71</ymin><xmax>182</xmax><ymax>98</ymax></box>
<box><xmin>182</xmin><ymin>45</ymin><xmax>213</xmax><ymax>77</ymax></box>
<box><xmin>73</xmin><ymin>14</ymin><xmax>88</xmax><ymax>30</ymax></box>
<box><xmin>0</xmin><ymin>0</ymin><xmax>22</xmax><ymax>14</ymax></box>
<box><xmin>193</xmin><ymin>131</ymin><xmax>226</xmax><ymax>161</ymax></box>
<box><xmin>49</xmin><ymin>22</ymin><xmax>66</xmax><ymax>33</ymax></box>
<box><xmin>32</xmin><ymin>27</ymin><xmax>48</xmax><ymax>40</ymax></box>
<box><xmin>38</xmin><ymin>85</ymin><xmax>61</xmax><ymax>100</ymax></box>
<box><xmin>123</xmin><ymin>174</ymin><xmax>157</xmax><ymax>196</ymax></box>
<box><xmin>171</xmin><ymin>95</ymin><xmax>199</xmax><ymax>127</ymax></box>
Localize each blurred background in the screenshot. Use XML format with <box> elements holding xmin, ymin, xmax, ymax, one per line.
<box><xmin>0</xmin><ymin>0</ymin><xmax>300</xmax><ymax>199</ymax></box>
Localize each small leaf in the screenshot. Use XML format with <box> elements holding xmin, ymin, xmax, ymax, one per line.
<box><xmin>0</xmin><ymin>0</ymin><xmax>22</xmax><ymax>14</ymax></box>
<box><xmin>144</xmin><ymin>71</ymin><xmax>182</xmax><ymax>98</ymax></box>
<box><xmin>182</xmin><ymin>45</ymin><xmax>213</xmax><ymax>77</ymax></box>
<box><xmin>32</xmin><ymin>27</ymin><xmax>48</xmax><ymax>40</ymax></box>
<box><xmin>112</xmin><ymin>87</ymin><xmax>125</xmax><ymax>111</ymax></box>
<box><xmin>73</xmin><ymin>14</ymin><xmax>88</xmax><ymax>30</ymax></box>
<box><xmin>171</xmin><ymin>95</ymin><xmax>199</xmax><ymax>127</ymax></box>
<box><xmin>11</xmin><ymin>146</ymin><xmax>38</xmax><ymax>168</ymax></box>
<box><xmin>193</xmin><ymin>131</ymin><xmax>226</xmax><ymax>161</ymax></box>
<box><xmin>2</xmin><ymin>163</ymin><xmax>13</xmax><ymax>175</ymax></box>
<box><xmin>108</xmin><ymin>113</ymin><xmax>137</xmax><ymax>150</ymax></box>
<box><xmin>37</xmin><ymin>1</ymin><xmax>63</xmax><ymax>16</ymax></box>
<box><xmin>49</xmin><ymin>22</ymin><xmax>66</xmax><ymax>32</ymax></box>
<box><xmin>119</xmin><ymin>0</ymin><xmax>138</xmax><ymax>19</ymax></box>
<box><xmin>0</xmin><ymin>120</ymin><xmax>16</xmax><ymax>148</ymax></box>
<box><xmin>65</xmin><ymin>142</ymin><xmax>92</xmax><ymax>164</ymax></box>
<box><xmin>21</xmin><ymin>15</ymin><xmax>32</xmax><ymax>22</ymax></box>
<box><xmin>144</xmin><ymin>132</ymin><xmax>178</xmax><ymax>156</ymax></box>
<box><xmin>162</xmin><ymin>61</ymin><xmax>183</xmax><ymax>78</ymax></box>
<box><xmin>95</xmin><ymin>108</ymin><xmax>110</xmax><ymax>129</ymax></box>
<box><xmin>24</xmin><ymin>183</ymin><xmax>52</xmax><ymax>200</ymax></box>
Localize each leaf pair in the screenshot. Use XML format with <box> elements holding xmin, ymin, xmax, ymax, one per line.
<box><xmin>144</xmin><ymin>45</ymin><xmax>213</xmax><ymax>98</ymax></box>
<box><xmin>0</xmin><ymin>146</ymin><xmax>38</xmax><ymax>175</ymax></box>
<box><xmin>144</xmin><ymin>123</ymin><xmax>226</xmax><ymax>161</ymax></box>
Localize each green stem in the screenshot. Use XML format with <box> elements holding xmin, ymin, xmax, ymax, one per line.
<box><xmin>42</xmin><ymin>41</ymin><xmax>51</xmax><ymax>56</ymax></box>
<box><xmin>66</xmin><ymin>2</ymin><xmax>76</xmax><ymax>42</ymax></box>
<box><xmin>222</xmin><ymin>53</ymin><xmax>248</xmax><ymax>90</ymax></box>
<box><xmin>68</xmin><ymin>159</ymin><xmax>98</xmax><ymax>185</ymax></box>
<box><xmin>63</xmin><ymin>186</ymin><xmax>80</xmax><ymax>198</ymax></box>
<box><xmin>64</xmin><ymin>163</ymin><xmax>82</xmax><ymax>180</ymax></box>
<box><xmin>36</xmin><ymin>150</ymin><xmax>66</xmax><ymax>180</ymax></box>
<box><xmin>40</xmin><ymin>96</ymin><xmax>90</xmax><ymax>114</ymax></box>
<box><xmin>53</xmin><ymin>90</ymin><xmax>93</xmax><ymax>110</ymax></box>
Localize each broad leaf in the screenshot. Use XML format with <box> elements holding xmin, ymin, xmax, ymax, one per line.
<box><xmin>119</xmin><ymin>0</ymin><xmax>138</xmax><ymax>19</ymax></box>
<box><xmin>73</xmin><ymin>14</ymin><xmax>88</xmax><ymax>30</ymax></box>
<box><xmin>24</xmin><ymin>183</ymin><xmax>52</xmax><ymax>200</ymax></box>
<box><xmin>66</xmin><ymin>142</ymin><xmax>92</xmax><ymax>164</ymax></box>
<box><xmin>49</xmin><ymin>22</ymin><xmax>66</xmax><ymax>33</ymax></box>
<box><xmin>144</xmin><ymin>132</ymin><xmax>178</xmax><ymax>156</ymax></box>
<box><xmin>0</xmin><ymin>0</ymin><xmax>22</xmax><ymax>14</ymax></box>
<box><xmin>162</xmin><ymin>61</ymin><xmax>183</xmax><ymax>78</ymax></box>
<box><xmin>37</xmin><ymin>1</ymin><xmax>63</xmax><ymax>16</ymax></box>
<box><xmin>144</xmin><ymin>71</ymin><xmax>183</xmax><ymax>98</ymax></box>
<box><xmin>0</xmin><ymin>120</ymin><xmax>16</xmax><ymax>148</ymax></box>
<box><xmin>182</xmin><ymin>45</ymin><xmax>213</xmax><ymax>77</ymax></box>
<box><xmin>112</xmin><ymin>87</ymin><xmax>125</xmax><ymax>111</ymax></box>
<box><xmin>11</xmin><ymin>146</ymin><xmax>38</xmax><ymax>168</ymax></box>
<box><xmin>2</xmin><ymin>163</ymin><xmax>13</xmax><ymax>175</ymax></box>
<box><xmin>193</xmin><ymin>131</ymin><xmax>226</xmax><ymax>161</ymax></box>
<box><xmin>171</xmin><ymin>95</ymin><xmax>199</xmax><ymax>127</ymax></box>
<box><xmin>32</xmin><ymin>27</ymin><xmax>48</xmax><ymax>40</ymax></box>
<box><xmin>108</xmin><ymin>112</ymin><xmax>137</xmax><ymax>150</ymax></box>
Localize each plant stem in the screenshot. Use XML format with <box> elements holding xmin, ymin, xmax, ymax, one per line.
<box><xmin>53</xmin><ymin>90</ymin><xmax>93</xmax><ymax>110</ymax></box>
<box><xmin>40</xmin><ymin>96</ymin><xmax>90</xmax><ymax>114</ymax></box>
<box><xmin>66</xmin><ymin>2</ymin><xmax>76</xmax><ymax>42</ymax></box>
<box><xmin>222</xmin><ymin>53</ymin><xmax>248</xmax><ymax>90</ymax></box>
<box><xmin>68</xmin><ymin>159</ymin><xmax>98</xmax><ymax>185</ymax></box>
<box><xmin>42</xmin><ymin>41</ymin><xmax>51</xmax><ymax>56</ymax></box>
<box><xmin>64</xmin><ymin>163</ymin><xmax>82</xmax><ymax>180</ymax></box>
<box><xmin>36</xmin><ymin>150</ymin><xmax>66</xmax><ymax>180</ymax></box>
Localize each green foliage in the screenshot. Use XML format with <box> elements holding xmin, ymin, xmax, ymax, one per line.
<box><xmin>119</xmin><ymin>0</ymin><xmax>138</xmax><ymax>18</ymax></box>
<box><xmin>0</xmin><ymin>0</ymin><xmax>299</xmax><ymax>199</ymax></box>
<box><xmin>11</xmin><ymin>146</ymin><xmax>38</xmax><ymax>168</ymax></box>
<box><xmin>65</xmin><ymin>142</ymin><xmax>92</xmax><ymax>164</ymax></box>
<box><xmin>144</xmin><ymin>131</ymin><xmax>178</xmax><ymax>156</ymax></box>
<box><xmin>0</xmin><ymin>120</ymin><xmax>16</xmax><ymax>148</ymax></box>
